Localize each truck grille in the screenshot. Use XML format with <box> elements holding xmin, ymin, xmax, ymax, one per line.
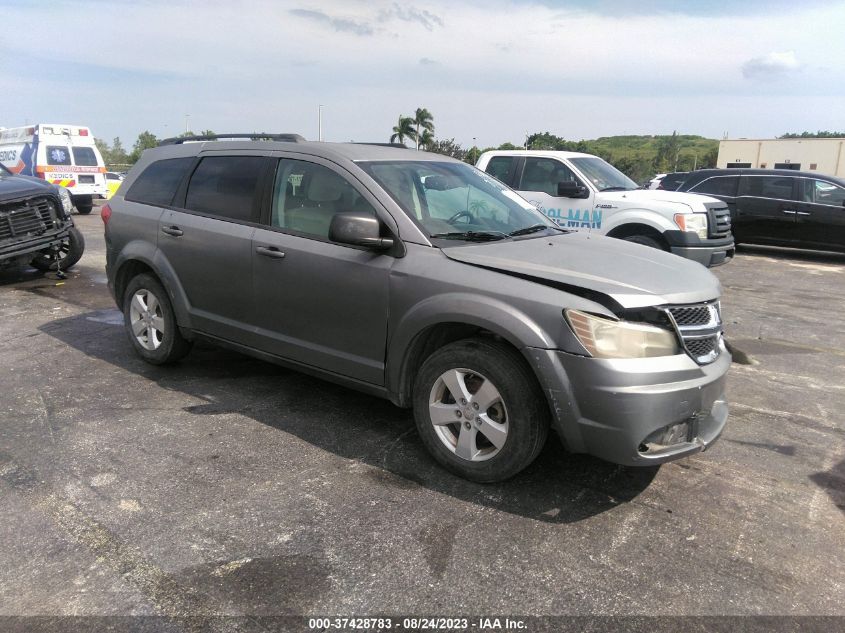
<box><xmin>0</xmin><ymin>197</ymin><xmax>58</xmax><ymax>243</ymax></box>
<box><xmin>708</xmin><ymin>205</ymin><xmax>732</xmax><ymax>238</ymax></box>
<box><xmin>665</xmin><ymin>301</ymin><xmax>723</xmax><ymax>364</ymax></box>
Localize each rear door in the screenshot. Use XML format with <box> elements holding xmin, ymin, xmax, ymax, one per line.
<box><xmin>250</xmin><ymin>156</ymin><xmax>392</xmax><ymax>384</ymax></box>
<box><xmin>158</xmin><ymin>153</ymin><xmax>271</xmax><ymax>342</ymax></box>
<box><xmin>734</xmin><ymin>175</ymin><xmax>799</xmax><ymax>245</ymax></box>
<box><xmin>795</xmin><ymin>178</ymin><xmax>845</xmax><ymax>252</ymax></box>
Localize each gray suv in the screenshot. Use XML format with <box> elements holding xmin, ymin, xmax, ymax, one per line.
<box><xmin>104</xmin><ymin>135</ymin><xmax>730</xmax><ymax>482</ymax></box>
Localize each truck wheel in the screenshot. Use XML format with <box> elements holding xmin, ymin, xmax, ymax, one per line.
<box><xmin>122</xmin><ymin>273</ymin><xmax>192</xmax><ymax>365</ymax></box>
<box><xmin>30</xmin><ymin>226</ymin><xmax>85</xmax><ymax>271</ymax></box>
<box><xmin>75</xmin><ymin>204</ymin><xmax>93</xmax><ymax>215</ymax></box>
<box><xmin>623</xmin><ymin>235</ymin><xmax>665</xmax><ymax>250</ymax></box>
<box><xmin>413</xmin><ymin>337</ymin><xmax>549</xmax><ymax>482</ymax></box>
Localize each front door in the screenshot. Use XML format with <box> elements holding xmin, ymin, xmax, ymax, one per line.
<box><xmin>514</xmin><ymin>157</ymin><xmax>596</xmax><ymax>230</ymax></box>
<box><xmin>251</xmin><ymin>157</ymin><xmax>392</xmax><ymax>385</ymax></box>
<box><xmin>734</xmin><ymin>175</ymin><xmax>799</xmax><ymax>245</ymax></box>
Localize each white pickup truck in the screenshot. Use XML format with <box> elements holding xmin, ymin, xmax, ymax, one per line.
<box><xmin>476</xmin><ymin>150</ymin><xmax>734</xmax><ymax>267</ymax></box>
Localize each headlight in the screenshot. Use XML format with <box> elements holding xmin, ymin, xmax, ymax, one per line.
<box><xmin>565</xmin><ymin>309</ymin><xmax>680</xmax><ymax>359</ymax></box>
<box><xmin>55</xmin><ymin>186</ymin><xmax>74</xmax><ymax>215</ymax></box>
<box><xmin>674</xmin><ymin>213</ymin><xmax>708</xmax><ymax>240</ymax></box>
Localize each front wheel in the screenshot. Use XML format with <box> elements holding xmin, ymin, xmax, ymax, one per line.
<box><xmin>622</xmin><ymin>234</ymin><xmax>666</xmax><ymax>250</ymax></box>
<box><xmin>122</xmin><ymin>273</ymin><xmax>192</xmax><ymax>364</ymax></box>
<box><xmin>30</xmin><ymin>226</ymin><xmax>85</xmax><ymax>271</ymax></box>
<box><xmin>413</xmin><ymin>338</ymin><xmax>549</xmax><ymax>482</ymax></box>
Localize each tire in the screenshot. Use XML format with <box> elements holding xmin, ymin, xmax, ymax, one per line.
<box><xmin>122</xmin><ymin>273</ymin><xmax>192</xmax><ymax>365</ymax></box>
<box><xmin>412</xmin><ymin>337</ymin><xmax>549</xmax><ymax>482</ymax></box>
<box><xmin>622</xmin><ymin>234</ymin><xmax>665</xmax><ymax>250</ymax></box>
<box><xmin>30</xmin><ymin>226</ymin><xmax>85</xmax><ymax>271</ymax></box>
<box><xmin>76</xmin><ymin>204</ymin><xmax>93</xmax><ymax>215</ymax></box>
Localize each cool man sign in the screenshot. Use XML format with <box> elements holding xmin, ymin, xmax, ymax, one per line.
<box><xmin>544</xmin><ymin>207</ymin><xmax>603</xmax><ymax>229</ymax></box>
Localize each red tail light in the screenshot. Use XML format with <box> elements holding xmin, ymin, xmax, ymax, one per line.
<box><xmin>101</xmin><ymin>203</ymin><xmax>112</xmax><ymax>225</ymax></box>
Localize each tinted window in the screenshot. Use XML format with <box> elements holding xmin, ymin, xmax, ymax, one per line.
<box><xmin>270</xmin><ymin>159</ymin><xmax>375</xmax><ymax>239</ymax></box>
<box><xmin>690</xmin><ymin>176</ymin><xmax>739</xmax><ymax>197</ymax></box>
<box><xmin>46</xmin><ymin>146</ymin><xmax>71</xmax><ymax>166</ymax></box>
<box><xmin>520</xmin><ymin>158</ymin><xmax>577</xmax><ymax>196</ymax></box>
<box><xmin>125</xmin><ymin>157</ymin><xmax>194</xmax><ymax>206</ymax></box>
<box><xmin>485</xmin><ymin>156</ymin><xmax>515</xmax><ymax>185</ymax></box>
<box><xmin>72</xmin><ymin>147</ymin><xmax>98</xmax><ymax>166</ymax></box>
<box><xmin>185</xmin><ymin>156</ymin><xmax>264</xmax><ymax>222</ymax></box>
<box><xmin>740</xmin><ymin>176</ymin><xmax>795</xmax><ymax>200</ymax></box>
<box><xmin>802</xmin><ymin>179</ymin><xmax>845</xmax><ymax>207</ymax></box>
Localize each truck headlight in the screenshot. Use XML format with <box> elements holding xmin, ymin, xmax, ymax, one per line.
<box><xmin>55</xmin><ymin>186</ymin><xmax>74</xmax><ymax>216</ymax></box>
<box><xmin>565</xmin><ymin>309</ymin><xmax>680</xmax><ymax>359</ymax></box>
<box><xmin>674</xmin><ymin>213</ymin><xmax>708</xmax><ymax>240</ymax></box>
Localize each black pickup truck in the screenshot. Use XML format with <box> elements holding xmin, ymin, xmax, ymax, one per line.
<box><xmin>0</xmin><ymin>164</ymin><xmax>84</xmax><ymax>272</ymax></box>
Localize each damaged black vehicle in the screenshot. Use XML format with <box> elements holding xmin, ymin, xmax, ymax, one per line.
<box><xmin>0</xmin><ymin>163</ymin><xmax>84</xmax><ymax>274</ymax></box>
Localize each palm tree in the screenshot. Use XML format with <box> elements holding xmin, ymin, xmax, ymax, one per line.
<box><xmin>413</xmin><ymin>108</ymin><xmax>434</xmax><ymax>150</ymax></box>
<box><xmin>418</xmin><ymin>129</ymin><xmax>434</xmax><ymax>151</ymax></box>
<box><xmin>390</xmin><ymin>116</ymin><xmax>416</xmax><ymax>145</ymax></box>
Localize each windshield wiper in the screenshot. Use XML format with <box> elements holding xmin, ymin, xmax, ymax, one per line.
<box><xmin>508</xmin><ymin>224</ymin><xmax>563</xmax><ymax>237</ymax></box>
<box><xmin>600</xmin><ymin>186</ymin><xmax>632</xmax><ymax>192</ymax></box>
<box><xmin>429</xmin><ymin>231</ymin><xmax>508</xmax><ymax>242</ymax></box>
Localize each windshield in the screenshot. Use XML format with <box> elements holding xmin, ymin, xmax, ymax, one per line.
<box><xmin>570</xmin><ymin>156</ymin><xmax>638</xmax><ymax>191</ymax></box>
<box><xmin>359</xmin><ymin>160</ymin><xmax>559</xmax><ymax>242</ymax></box>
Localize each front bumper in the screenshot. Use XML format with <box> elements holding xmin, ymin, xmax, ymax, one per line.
<box><xmin>664</xmin><ymin>231</ymin><xmax>735</xmax><ymax>267</ymax></box>
<box><xmin>527</xmin><ymin>343</ymin><xmax>730</xmax><ymax>466</ymax></box>
<box><xmin>0</xmin><ymin>224</ymin><xmax>72</xmax><ymax>263</ymax></box>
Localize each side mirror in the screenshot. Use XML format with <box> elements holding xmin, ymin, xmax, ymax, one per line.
<box><xmin>557</xmin><ymin>180</ymin><xmax>589</xmax><ymax>198</ymax></box>
<box><xmin>329</xmin><ymin>213</ymin><xmax>394</xmax><ymax>249</ymax></box>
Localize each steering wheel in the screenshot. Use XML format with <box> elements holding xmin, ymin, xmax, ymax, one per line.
<box><xmin>447</xmin><ymin>210</ymin><xmax>474</xmax><ymax>224</ymax></box>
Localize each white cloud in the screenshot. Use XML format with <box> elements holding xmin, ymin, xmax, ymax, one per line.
<box><xmin>742</xmin><ymin>51</ymin><xmax>801</xmax><ymax>80</ymax></box>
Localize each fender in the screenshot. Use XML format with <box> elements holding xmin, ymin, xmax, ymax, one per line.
<box><xmin>385</xmin><ymin>292</ymin><xmax>558</xmax><ymax>397</ymax></box>
<box><xmin>601</xmin><ymin>207</ymin><xmax>679</xmax><ymax>236</ymax></box>
<box><xmin>113</xmin><ymin>242</ymin><xmax>194</xmax><ymax>330</ymax></box>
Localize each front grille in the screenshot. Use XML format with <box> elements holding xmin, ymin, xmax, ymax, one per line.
<box><xmin>666</xmin><ymin>302</ymin><xmax>723</xmax><ymax>364</ymax></box>
<box><xmin>0</xmin><ymin>197</ymin><xmax>58</xmax><ymax>243</ymax></box>
<box><xmin>708</xmin><ymin>205</ymin><xmax>732</xmax><ymax>238</ymax></box>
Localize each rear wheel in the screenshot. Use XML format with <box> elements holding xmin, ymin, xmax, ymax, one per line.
<box><xmin>30</xmin><ymin>226</ymin><xmax>85</xmax><ymax>271</ymax></box>
<box><xmin>413</xmin><ymin>338</ymin><xmax>549</xmax><ymax>482</ymax></box>
<box><xmin>122</xmin><ymin>273</ymin><xmax>192</xmax><ymax>364</ymax></box>
<box><xmin>75</xmin><ymin>204</ymin><xmax>93</xmax><ymax>215</ymax></box>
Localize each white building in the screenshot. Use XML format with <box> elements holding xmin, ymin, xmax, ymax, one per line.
<box><xmin>717</xmin><ymin>138</ymin><xmax>845</xmax><ymax>177</ymax></box>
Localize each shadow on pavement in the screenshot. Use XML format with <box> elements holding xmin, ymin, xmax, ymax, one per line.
<box><xmin>40</xmin><ymin>310</ymin><xmax>659</xmax><ymax>524</ymax></box>
<box><xmin>736</xmin><ymin>244</ymin><xmax>845</xmax><ymax>265</ymax></box>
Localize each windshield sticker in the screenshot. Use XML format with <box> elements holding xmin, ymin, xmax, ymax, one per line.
<box><xmin>543</xmin><ymin>207</ymin><xmax>603</xmax><ymax>229</ymax></box>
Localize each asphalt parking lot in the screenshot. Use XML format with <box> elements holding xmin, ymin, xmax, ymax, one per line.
<box><xmin>1</xmin><ymin>210</ymin><xmax>844</xmax><ymax>629</ymax></box>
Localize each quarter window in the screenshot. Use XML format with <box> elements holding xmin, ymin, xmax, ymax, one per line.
<box><xmin>520</xmin><ymin>158</ymin><xmax>578</xmax><ymax>196</ymax></box>
<box><xmin>739</xmin><ymin>176</ymin><xmax>795</xmax><ymax>200</ymax></box>
<box><xmin>802</xmin><ymin>179</ymin><xmax>845</xmax><ymax>207</ymax></box>
<box><xmin>125</xmin><ymin>157</ymin><xmax>194</xmax><ymax>207</ymax></box>
<box><xmin>270</xmin><ymin>160</ymin><xmax>376</xmax><ymax>239</ymax></box>
<box><xmin>184</xmin><ymin>156</ymin><xmax>265</xmax><ymax>222</ymax></box>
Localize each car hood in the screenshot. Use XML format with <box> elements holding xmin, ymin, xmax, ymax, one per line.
<box><xmin>600</xmin><ymin>188</ymin><xmax>720</xmax><ymax>209</ymax></box>
<box><xmin>441</xmin><ymin>232</ymin><xmax>721</xmax><ymax>309</ymax></box>
<box><xmin>0</xmin><ymin>173</ymin><xmax>54</xmax><ymax>202</ymax></box>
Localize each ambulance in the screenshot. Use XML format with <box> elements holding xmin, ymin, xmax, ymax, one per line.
<box><xmin>0</xmin><ymin>124</ymin><xmax>108</xmax><ymax>214</ymax></box>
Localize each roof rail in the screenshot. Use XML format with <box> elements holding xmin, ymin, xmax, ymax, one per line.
<box><xmin>351</xmin><ymin>142</ymin><xmax>409</xmax><ymax>148</ymax></box>
<box><xmin>158</xmin><ymin>133</ymin><xmax>306</xmax><ymax>146</ymax></box>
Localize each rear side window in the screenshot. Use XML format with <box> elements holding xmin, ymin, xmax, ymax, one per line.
<box><xmin>184</xmin><ymin>156</ymin><xmax>264</xmax><ymax>222</ymax></box>
<box><xmin>485</xmin><ymin>156</ymin><xmax>516</xmax><ymax>185</ymax></box>
<box><xmin>125</xmin><ymin>157</ymin><xmax>194</xmax><ymax>206</ymax></box>
<box><xmin>739</xmin><ymin>176</ymin><xmax>795</xmax><ymax>200</ymax></box>
<box><xmin>690</xmin><ymin>176</ymin><xmax>739</xmax><ymax>197</ymax></box>
<box><xmin>46</xmin><ymin>146</ymin><xmax>71</xmax><ymax>166</ymax></box>
<box><xmin>72</xmin><ymin>147</ymin><xmax>98</xmax><ymax>166</ymax></box>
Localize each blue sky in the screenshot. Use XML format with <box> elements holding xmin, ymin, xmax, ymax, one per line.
<box><xmin>1</xmin><ymin>0</ymin><xmax>843</xmax><ymax>149</ymax></box>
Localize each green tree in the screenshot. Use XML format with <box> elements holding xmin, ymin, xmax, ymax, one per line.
<box><xmin>413</xmin><ymin>108</ymin><xmax>434</xmax><ymax>150</ymax></box>
<box><xmin>130</xmin><ymin>131</ymin><xmax>159</xmax><ymax>163</ymax></box>
<box><xmin>110</xmin><ymin>137</ymin><xmax>129</xmax><ymax>165</ymax></box>
<box><xmin>390</xmin><ymin>116</ymin><xmax>416</xmax><ymax>145</ymax></box>
<box><xmin>427</xmin><ymin>138</ymin><xmax>467</xmax><ymax>161</ymax></box>
<box><xmin>654</xmin><ymin>131</ymin><xmax>682</xmax><ymax>172</ymax></box>
<box><xmin>418</xmin><ymin>128</ymin><xmax>435</xmax><ymax>151</ymax></box>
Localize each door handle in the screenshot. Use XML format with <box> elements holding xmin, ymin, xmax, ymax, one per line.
<box><xmin>161</xmin><ymin>225</ymin><xmax>183</xmax><ymax>237</ymax></box>
<box><xmin>781</xmin><ymin>210</ymin><xmax>796</xmax><ymax>215</ymax></box>
<box><xmin>796</xmin><ymin>211</ymin><xmax>811</xmax><ymax>216</ymax></box>
<box><xmin>256</xmin><ymin>245</ymin><xmax>286</xmax><ymax>259</ymax></box>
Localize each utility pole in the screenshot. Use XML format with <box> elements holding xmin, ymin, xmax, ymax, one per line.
<box><xmin>185</xmin><ymin>114</ymin><xmax>190</xmax><ymax>135</ymax></box>
<box><xmin>318</xmin><ymin>105</ymin><xmax>324</xmax><ymax>142</ymax></box>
